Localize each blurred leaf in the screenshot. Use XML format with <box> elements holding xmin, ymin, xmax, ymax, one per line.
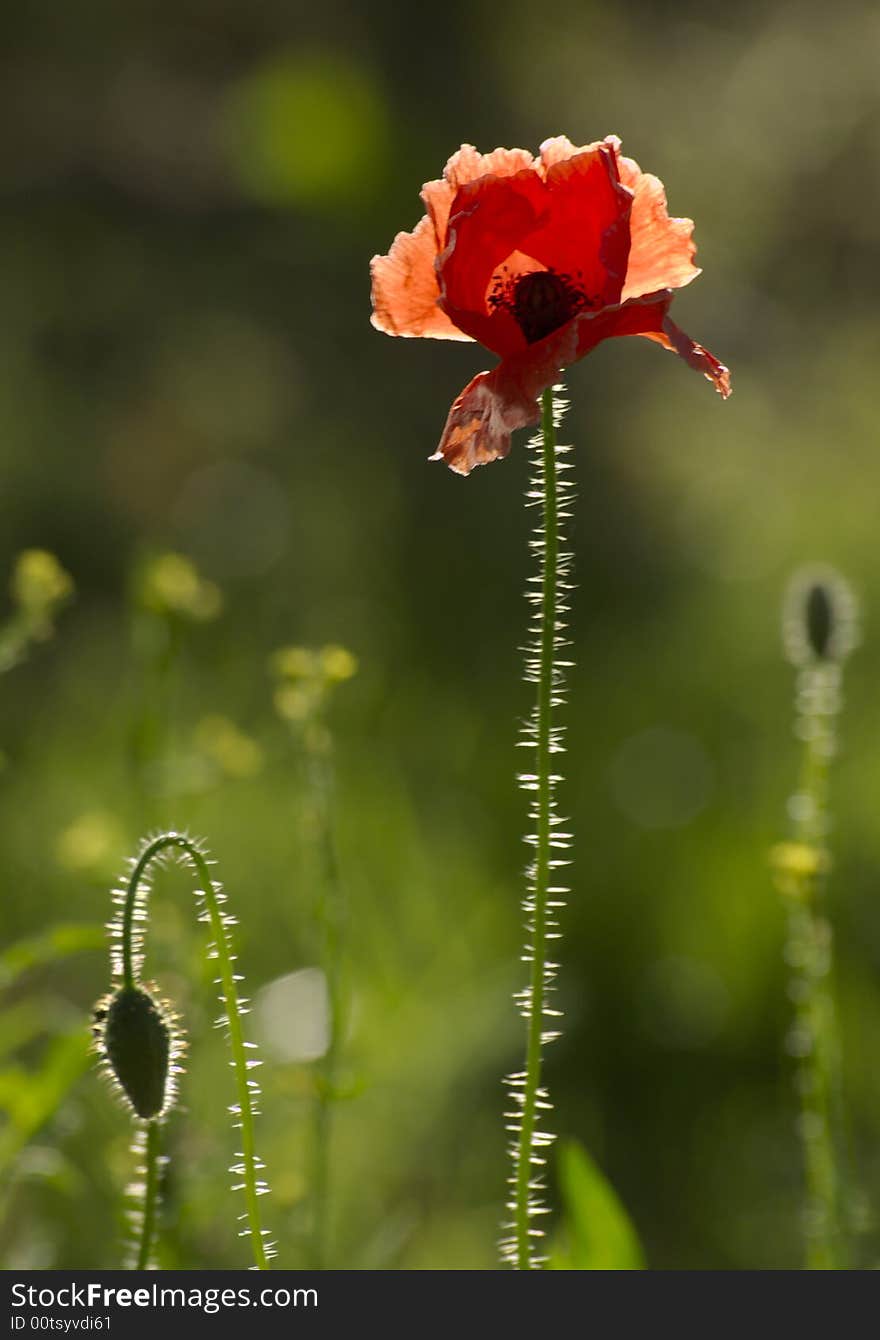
<box><xmin>0</xmin><ymin>1030</ymin><xmax>91</xmax><ymax>1178</ymax></box>
<box><xmin>11</xmin><ymin>1144</ymin><xmax>85</xmax><ymax>1199</ymax></box>
<box><xmin>0</xmin><ymin>1001</ymin><xmax>46</xmax><ymax>1061</ymax></box>
<box><xmin>0</xmin><ymin>924</ymin><xmax>105</xmax><ymax>993</ymax></box>
<box><xmin>548</xmin><ymin>1139</ymin><xmax>645</xmax><ymax>1270</ymax></box>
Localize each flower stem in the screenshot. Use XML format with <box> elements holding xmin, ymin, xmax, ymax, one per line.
<box><xmin>119</xmin><ymin>832</ymin><xmax>271</xmax><ymax>1270</ymax></box>
<box><xmin>307</xmin><ymin>745</ymin><xmax>347</xmax><ymax>1269</ymax></box>
<box><xmin>784</xmin><ymin>668</ymin><xmax>844</xmax><ymax>1269</ymax></box>
<box><xmin>506</xmin><ymin>385</ymin><xmax>571</xmax><ymax>1269</ymax></box>
<box><xmin>133</xmin><ymin>1120</ymin><xmax>162</xmax><ymax>1270</ymax></box>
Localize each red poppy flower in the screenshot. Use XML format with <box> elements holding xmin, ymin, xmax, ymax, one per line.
<box><xmin>371</xmin><ymin>135</ymin><xmax>731</xmax><ymax>475</ymax></box>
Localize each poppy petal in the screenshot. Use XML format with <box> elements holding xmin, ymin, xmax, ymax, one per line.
<box><xmin>437</xmin><ymin>168</ymin><xmax>549</xmax><ymax>354</ymax></box>
<box><xmin>431</xmin><ymin>322</ymin><xmax>579</xmax><ymax>475</ymax></box>
<box><xmin>593</xmin><ymin>290</ymin><xmax>730</xmax><ymax>396</ymax></box>
<box><xmin>421</xmin><ymin>145</ymin><xmax>537</xmax><ymax>251</ymax></box>
<box><xmin>538</xmin><ymin>135</ymin><xmax>606</xmax><ymax>174</ymax></box>
<box><xmin>613</xmin><ymin>143</ymin><xmax>701</xmax><ymax>300</ymax></box>
<box><xmin>430</xmin><ymin>369</ymin><xmax>530</xmax><ymax>474</ymax></box>
<box><xmin>523</xmin><ymin>142</ymin><xmax>632</xmax><ymax>306</ymax></box>
<box><xmin>642</xmin><ymin>314</ymin><xmax>732</xmax><ymax>398</ymax></box>
<box><xmin>432</xmin><ymin>291</ymin><xmax>730</xmax><ymax>473</ymax></box>
<box><xmin>370</xmin><ymin>215</ymin><xmax>471</xmax><ymax>340</ymax></box>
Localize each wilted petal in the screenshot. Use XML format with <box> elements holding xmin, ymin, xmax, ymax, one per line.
<box><xmin>592</xmin><ymin>290</ymin><xmax>730</xmax><ymax>395</ymax></box>
<box><xmin>430</xmin><ymin>370</ymin><xmax>531</xmax><ymax>474</ymax></box>
<box><xmin>432</xmin><ymin>323</ymin><xmax>579</xmax><ymax>474</ymax></box>
<box><xmin>644</xmin><ymin>315</ymin><xmax>732</xmax><ymax>397</ymax></box>
<box><xmin>432</xmin><ymin>291</ymin><xmax>730</xmax><ymax>473</ymax></box>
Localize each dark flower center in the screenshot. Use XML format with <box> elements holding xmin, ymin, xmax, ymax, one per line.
<box><xmin>489</xmin><ymin>267</ymin><xmax>594</xmax><ymax>344</ymax></box>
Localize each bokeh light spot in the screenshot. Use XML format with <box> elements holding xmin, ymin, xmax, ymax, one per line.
<box><xmin>254</xmin><ymin>967</ymin><xmax>329</xmax><ymax>1063</ymax></box>
<box><xmin>172</xmin><ymin>461</ymin><xmax>290</xmax><ymax>579</ymax></box>
<box><xmin>639</xmin><ymin>956</ymin><xmax>730</xmax><ymax>1049</ymax></box>
<box><xmin>225</xmin><ymin>51</ymin><xmax>389</xmax><ymax>208</ymax></box>
<box><xmin>610</xmin><ymin>725</ymin><xmax>714</xmax><ymax>829</ymax></box>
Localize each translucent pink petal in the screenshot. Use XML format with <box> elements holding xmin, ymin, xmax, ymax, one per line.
<box><xmin>612</xmin><ymin>140</ymin><xmax>701</xmax><ymax>300</ymax></box>
<box><xmin>370</xmin><ymin>215</ymin><xmax>471</xmax><ymax>341</ymax></box>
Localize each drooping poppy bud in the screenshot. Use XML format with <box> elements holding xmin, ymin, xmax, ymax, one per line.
<box><xmin>94</xmin><ymin>985</ymin><xmax>179</xmax><ymax>1120</ymax></box>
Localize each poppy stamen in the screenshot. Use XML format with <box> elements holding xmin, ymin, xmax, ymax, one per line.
<box><xmin>489</xmin><ymin>267</ymin><xmax>594</xmax><ymax>344</ymax></box>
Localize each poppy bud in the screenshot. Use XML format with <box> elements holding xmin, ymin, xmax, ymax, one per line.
<box><xmin>783</xmin><ymin>566</ymin><xmax>858</xmax><ymax>668</ymax></box>
<box><xmin>805</xmin><ymin>583</ymin><xmax>834</xmax><ymax>660</ymax></box>
<box><xmin>94</xmin><ymin>985</ymin><xmax>178</xmax><ymax>1120</ymax></box>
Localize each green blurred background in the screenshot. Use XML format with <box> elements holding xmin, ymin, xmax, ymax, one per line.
<box><xmin>2</xmin><ymin>0</ymin><xmax>880</xmax><ymax>1269</ymax></box>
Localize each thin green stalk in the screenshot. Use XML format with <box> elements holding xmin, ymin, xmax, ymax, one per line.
<box><xmin>784</xmin><ymin>672</ymin><xmax>843</xmax><ymax>1269</ymax></box>
<box><xmin>776</xmin><ymin>570</ymin><xmax>858</xmax><ymax>1269</ymax></box>
<box><xmin>129</xmin><ymin>609</ymin><xmax>180</xmax><ymax>829</ymax></box>
<box><xmin>308</xmin><ymin>746</ymin><xmax>347</xmax><ymax>1269</ymax></box>
<box><xmin>133</xmin><ymin>1120</ymin><xmax>162</xmax><ymax>1270</ymax></box>
<box><xmin>505</xmin><ymin>386</ymin><xmax>572</xmax><ymax>1269</ymax></box>
<box><xmin>270</xmin><ymin>645</ymin><xmax>356</xmax><ymax>1268</ymax></box>
<box><xmin>117</xmin><ymin>832</ymin><xmax>271</xmax><ymax>1270</ymax></box>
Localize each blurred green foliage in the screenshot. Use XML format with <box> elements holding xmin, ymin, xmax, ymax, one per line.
<box><xmin>1</xmin><ymin>0</ymin><xmax>880</xmax><ymax>1269</ymax></box>
<box><xmin>549</xmin><ymin>1140</ymin><xmax>644</xmax><ymax>1270</ymax></box>
<box><xmin>0</xmin><ymin>550</ymin><xmax>73</xmax><ymax>674</ymax></box>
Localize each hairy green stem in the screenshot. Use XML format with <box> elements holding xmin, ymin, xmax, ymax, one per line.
<box><xmin>134</xmin><ymin>1120</ymin><xmax>162</xmax><ymax>1271</ymax></box>
<box><xmin>120</xmin><ymin>833</ymin><xmax>270</xmax><ymax>1270</ymax></box>
<box><xmin>509</xmin><ymin>385</ymin><xmax>568</xmax><ymax>1269</ymax></box>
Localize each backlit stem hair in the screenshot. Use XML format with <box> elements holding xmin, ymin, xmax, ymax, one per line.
<box><xmin>503</xmin><ymin>385</ymin><xmax>573</xmax><ymax>1268</ymax></box>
